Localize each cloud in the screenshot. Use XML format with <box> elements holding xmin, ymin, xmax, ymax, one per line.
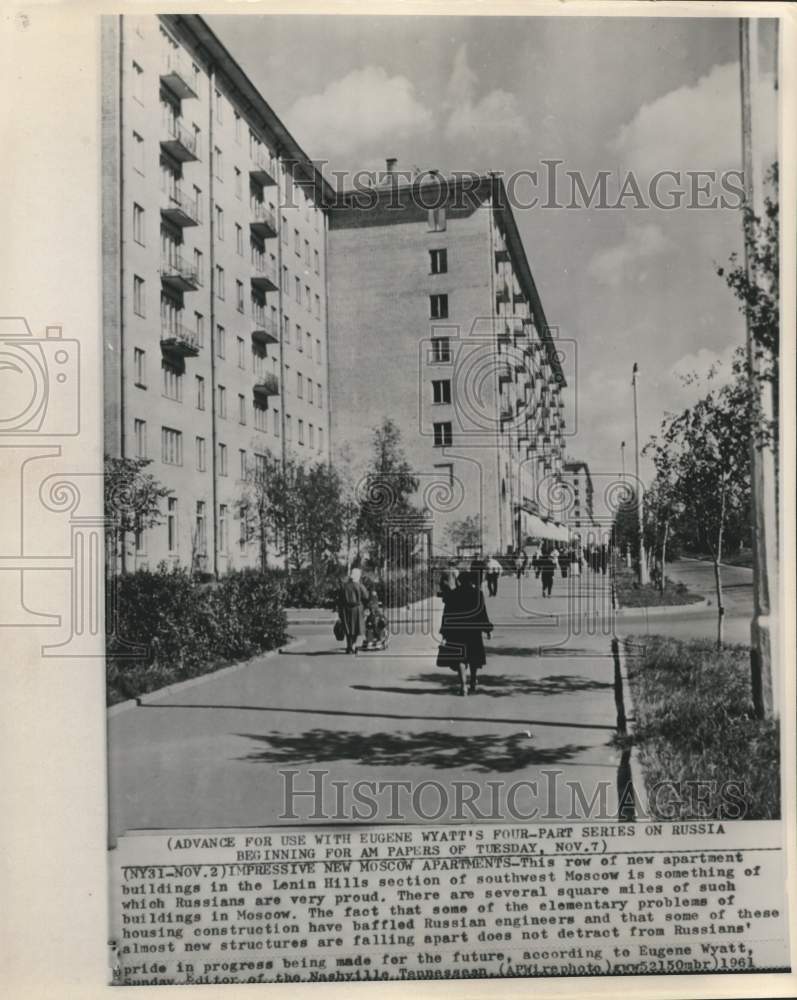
<box><xmin>609</xmin><ymin>61</ymin><xmax>777</xmax><ymax>178</ymax></box>
<box><xmin>444</xmin><ymin>45</ymin><xmax>528</xmax><ymax>143</ymax></box>
<box><xmin>669</xmin><ymin>342</ymin><xmax>740</xmax><ymax>400</ymax></box>
<box><xmin>286</xmin><ymin>66</ymin><xmax>433</xmax><ymax>159</ymax></box>
<box><xmin>587</xmin><ymin>223</ymin><xmax>672</xmax><ymax>287</ymax></box>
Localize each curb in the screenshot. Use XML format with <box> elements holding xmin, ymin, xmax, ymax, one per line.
<box><xmin>106</xmin><ymin>638</ymin><xmax>307</xmax><ymax>718</ymax></box>
<box><xmin>616</xmin><ymin>595</ymin><xmax>709</xmax><ymax>620</ymax></box>
<box><xmin>613</xmin><ymin>633</ymin><xmax>651</xmax><ymax>821</ymax></box>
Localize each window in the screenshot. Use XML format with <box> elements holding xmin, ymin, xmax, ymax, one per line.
<box><xmin>254</xmin><ymin>402</ymin><xmax>268</xmax><ymax>431</ymax></box>
<box><xmin>430</xmin><ymin>293</ymin><xmax>449</xmax><ymax>319</ymax></box>
<box><xmin>304</xmin><ymin>239</ymin><xmax>310</xmax><ymax>265</ymax></box>
<box><xmin>239</xmin><ymin>504</ymin><xmax>247</xmax><ymax>551</ymax></box>
<box><xmin>133</xmin><ymin>348</ymin><xmax>146</xmax><ymax>387</ymax></box>
<box><xmin>314</xmin><ymin>294</ymin><xmax>321</xmax><ymax>319</ymax></box>
<box><xmin>161</xmin><ymin>426</ymin><xmax>183</xmax><ymax>465</ymax></box>
<box><xmin>194</xmin><ymin>311</ymin><xmax>205</xmax><ymax>348</ymax></box>
<box><xmin>194</xmin><ymin>248</ymin><xmax>204</xmax><ymax>285</ymax></box>
<box><xmin>239</xmin><ymin>448</ymin><xmax>247</xmax><ymax>480</ymax></box>
<box><xmin>215</xmin><ymin>265</ymin><xmax>225</xmax><ymax>299</ymax></box>
<box><xmin>283</xmin><ymin>316</ymin><xmax>290</xmax><ymax>345</ymax></box>
<box><xmin>133</xmin><ymin>275</ymin><xmax>145</xmax><ymax>317</ymax></box>
<box><xmin>295</xmin><ymin>276</ymin><xmax>301</xmax><ymax>304</ymax></box>
<box><xmin>294</xmin><ymin>229</ymin><xmax>300</xmax><ymax>255</ymax></box>
<box><xmin>317</xmin><ymin>383</ymin><xmax>323</xmax><ymax>409</ymax></box>
<box><xmin>238</xmin><ymin>393</ymin><xmax>246</xmax><ymax>425</ymax></box>
<box><xmin>234</xmin><ymin>167</ymin><xmax>242</xmax><ymax>199</ymax></box>
<box><xmin>132</xmin><ymin>61</ymin><xmax>144</xmax><ymax>103</ymax></box>
<box><xmin>195</xmin><ymin>375</ymin><xmax>205</xmax><ymax>410</ymax></box>
<box><xmin>432</xmin><ymin>379</ymin><xmax>451</xmax><ymax>404</ymax></box>
<box><xmin>433</xmin><ymin>422</ymin><xmax>453</xmax><ymax>447</ymax></box>
<box><xmin>281</xmin><ymin>216</ymin><xmax>288</xmax><ymax>244</ymax></box>
<box><xmin>217</xmin><ymin>384</ymin><xmax>227</xmax><ymax>418</ymax></box>
<box><xmin>307</xmin><ymin>380</ymin><xmax>313</xmax><ymax>405</ymax></box>
<box><xmin>214</xmin><ymin>145</ymin><xmax>223</xmax><ymax>180</ymax></box>
<box><xmin>134</xmin><ymin>418</ymin><xmax>147</xmax><ymax>458</ymax></box>
<box><xmin>162</xmin><ymin>360</ymin><xmax>183</xmax><ymax>401</ymax></box>
<box><xmin>134</xmin><ymin>520</ymin><xmax>146</xmax><ymax>555</ymax></box>
<box><xmin>132</xmin><ymin>131</ymin><xmax>144</xmax><ymax>174</ymax></box>
<box><xmin>219</xmin><ymin>504</ymin><xmax>228</xmax><ymax>553</ymax></box>
<box><xmin>430</xmin><ymin>248</ymin><xmax>448</xmax><ymax>274</ymax></box>
<box><xmin>318</xmin><ymin>426</ymin><xmax>324</xmax><ymax>452</ymax></box>
<box><xmin>431</xmin><ymin>337</ymin><xmax>451</xmax><ymax>363</ymax></box>
<box><xmin>273</xmin><ymin>408</ymin><xmax>280</xmax><ymax>436</ymax></box>
<box><xmin>133</xmin><ymin>203</ymin><xmax>145</xmax><ymax>245</ymax></box>
<box><xmin>236</xmin><ymin>280</ymin><xmax>244</xmax><ymax>313</ymax></box>
<box><xmin>308</xmin><ymin>423</ymin><xmax>315</xmax><ymax>449</ymax></box>
<box><xmin>196</xmin><ymin>435</ymin><xmax>206</xmax><ymax>471</ymax></box>
<box><xmin>306</xmin><ymin>331</ymin><xmax>312</xmax><ymax>356</ymax></box>
<box><xmin>234</xmin><ymin>110</ymin><xmax>242</xmax><ymax>143</ymax></box>
<box><xmin>215</xmin><ymin>204</ymin><xmax>224</xmax><ymax>240</ymax></box>
<box><xmin>296</xmin><ymin>323</ymin><xmax>302</xmax><ymax>350</ymax></box>
<box><xmin>235</xmin><ymin>223</ymin><xmax>243</xmax><ymax>256</ymax></box>
<box><xmin>167</xmin><ymin>497</ymin><xmax>178</xmax><ymax>553</ymax></box>
<box><xmin>297</xmin><ymin>372</ymin><xmax>303</xmax><ymax>398</ymax></box>
<box><xmin>305</xmin><ymin>286</ymin><xmax>311</xmax><ymax>313</ymax></box>
<box><xmin>282</xmin><ymin>266</ymin><xmax>289</xmax><ymax>293</ymax></box>
<box><xmin>428</xmin><ymin>206</ymin><xmax>446</xmax><ymax>232</ymax></box>
<box><xmin>218</xmin><ymin>443</ymin><xmax>228</xmax><ymax>477</ymax></box>
<box><xmin>298</xmin><ymin>418</ymin><xmax>304</xmax><ymax>445</ymax></box>
<box><xmin>215</xmin><ymin>88</ymin><xmax>223</xmax><ymax>123</ymax></box>
<box><xmin>237</xmin><ymin>336</ymin><xmax>245</xmax><ymax>369</ymax></box>
<box><xmin>315</xmin><ymin>339</ymin><xmax>321</xmax><ymax>364</ymax></box>
<box><xmin>195</xmin><ymin>502</ymin><xmax>207</xmax><ymax>556</ymax></box>
<box><xmin>314</xmin><ymin>249</ymin><xmax>320</xmax><ymax>275</ymax></box>
<box><xmin>216</xmin><ymin>324</ymin><xmax>226</xmax><ymax>359</ymax></box>
<box><xmin>286</xmin><ymin>414</ymin><xmax>292</xmax><ymax>441</ymax></box>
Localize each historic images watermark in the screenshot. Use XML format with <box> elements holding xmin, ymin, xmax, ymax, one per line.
<box><xmin>279</xmin><ymin>770</ymin><xmax>750</xmax><ymax>825</ymax></box>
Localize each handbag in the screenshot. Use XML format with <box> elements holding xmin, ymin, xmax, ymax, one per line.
<box><xmin>436</xmin><ymin>640</ymin><xmax>465</xmax><ymax>668</ymax></box>
<box><xmin>333</xmin><ymin>619</ymin><xmax>346</xmax><ymax>641</ymax></box>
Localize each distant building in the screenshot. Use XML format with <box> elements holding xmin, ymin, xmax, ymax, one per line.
<box><xmin>102</xmin><ymin>14</ymin><xmax>332</xmax><ymax>574</ymax></box>
<box><xmin>327</xmin><ymin>169</ymin><xmax>568</xmax><ymax>556</ymax></box>
<box><xmin>563</xmin><ymin>460</ymin><xmax>596</xmax><ymax>534</ymax></box>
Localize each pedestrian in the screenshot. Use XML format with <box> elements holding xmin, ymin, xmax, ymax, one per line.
<box><xmin>485</xmin><ymin>554</ymin><xmax>502</xmax><ymax>597</ymax></box>
<box><xmin>436</xmin><ymin>571</ymin><xmax>493</xmax><ymax>696</ymax></box>
<box><xmin>438</xmin><ymin>560</ymin><xmax>459</xmax><ymax>597</ymax></box>
<box><xmin>514</xmin><ymin>551</ymin><xmax>524</xmax><ymax>580</ymax></box>
<box><xmin>469</xmin><ymin>554</ymin><xmax>486</xmax><ymax>591</ymax></box>
<box><xmin>336</xmin><ymin>567</ymin><xmax>369</xmax><ymax>654</ymax></box>
<box><xmin>539</xmin><ymin>549</ymin><xmax>555</xmax><ymax>598</ymax></box>
<box><xmin>570</xmin><ymin>548</ymin><xmax>581</xmax><ymax>577</ymax></box>
<box><xmin>558</xmin><ymin>548</ymin><xmax>569</xmax><ymax>579</ymax></box>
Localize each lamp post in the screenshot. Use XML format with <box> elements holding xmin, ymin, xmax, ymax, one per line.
<box><xmin>632</xmin><ymin>364</ymin><xmax>648</xmax><ymax>585</ymax></box>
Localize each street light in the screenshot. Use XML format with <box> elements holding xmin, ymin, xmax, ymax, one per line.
<box><xmin>620</xmin><ymin>441</ymin><xmax>626</xmax><ymax>480</ymax></box>
<box><xmin>632</xmin><ymin>363</ymin><xmax>649</xmax><ymax>585</ymax></box>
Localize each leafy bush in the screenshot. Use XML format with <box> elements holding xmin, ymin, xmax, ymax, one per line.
<box><xmin>107</xmin><ymin>566</ymin><xmax>287</xmax><ymax>705</ymax></box>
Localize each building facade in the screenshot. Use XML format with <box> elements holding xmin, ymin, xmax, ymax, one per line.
<box><xmin>327</xmin><ymin>171</ymin><xmax>569</xmax><ymax>556</ymax></box>
<box><xmin>102</xmin><ymin>14</ymin><xmax>332</xmax><ymax>574</ymax></box>
<box><xmin>563</xmin><ymin>460</ymin><xmax>596</xmax><ymax>535</ymax></box>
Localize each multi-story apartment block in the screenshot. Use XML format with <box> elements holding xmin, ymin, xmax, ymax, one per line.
<box><xmin>563</xmin><ymin>460</ymin><xmax>596</xmax><ymax>534</ymax></box>
<box><xmin>102</xmin><ymin>14</ymin><xmax>333</xmax><ymax>574</ymax></box>
<box><xmin>327</xmin><ymin>169</ymin><xmax>569</xmax><ymax>556</ymax></box>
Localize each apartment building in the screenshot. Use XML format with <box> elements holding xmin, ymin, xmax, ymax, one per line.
<box><xmin>102</xmin><ymin>14</ymin><xmax>333</xmax><ymax>574</ymax></box>
<box><xmin>327</xmin><ymin>170</ymin><xmax>569</xmax><ymax>556</ymax></box>
<box><xmin>563</xmin><ymin>460</ymin><xmax>596</xmax><ymax>534</ymax></box>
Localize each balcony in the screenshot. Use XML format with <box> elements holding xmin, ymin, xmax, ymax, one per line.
<box><xmin>496</xmin><ymin>280</ymin><xmax>511</xmax><ymax>303</ymax></box>
<box><xmin>161</xmin><ymin>118</ymin><xmax>200</xmax><ymax>162</ymax></box>
<box><xmin>252</xmin><ymin>319</ymin><xmax>279</xmax><ymax>348</ymax></box>
<box><xmin>497</xmin><ymin>361</ymin><xmax>513</xmax><ymax>385</ymax></box>
<box><xmin>512</xmin><ymin>318</ymin><xmax>527</xmax><ymax>344</ymax></box>
<box><xmin>500</xmin><ymin>404</ymin><xmax>514</xmax><ymax>425</ymax></box>
<box><xmin>514</xmin><ymin>289</ymin><xmax>527</xmax><ymax>306</ymax></box>
<box><xmin>251</xmin><ymin>258</ymin><xmax>278</xmax><ymax>293</ymax></box>
<box><xmin>160</xmin><ymin>321</ymin><xmax>200</xmax><ymax>359</ymax></box>
<box><xmin>250</xmin><ymin>201</ymin><xmax>278</xmax><ymax>239</ymax></box>
<box><xmin>160</xmin><ymin>254</ymin><xmax>200</xmax><ymax>291</ymax></box>
<box><xmin>161</xmin><ymin>186</ymin><xmax>201</xmax><ymax>228</ymax></box>
<box><xmin>495</xmin><ymin>247</ymin><xmax>510</xmax><ymax>263</ymax></box>
<box><xmin>250</xmin><ymin>146</ymin><xmax>277</xmax><ymax>186</ymax></box>
<box><xmin>160</xmin><ymin>50</ymin><xmax>198</xmax><ymax>100</ymax></box>
<box><xmin>497</xmin><ymin>319</ymin><xmax>511</xmax><ymax>344</ymax></box>
<box><xmin>253</xmin><ymin>372</ymin><xmax>280</xmax><ymax>401</ymax></box>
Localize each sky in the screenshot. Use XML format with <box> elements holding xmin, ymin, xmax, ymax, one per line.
<box><xmin>209</xmin><ymin>14</ymin><xmax>778</xmax><ymax>502</ymax></box>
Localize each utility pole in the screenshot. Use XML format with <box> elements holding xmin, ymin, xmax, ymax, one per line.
<box><xmin>740</xmin><ymin>17</ymin><xmax>777</xmax><ymax>718</ymax></box>
<box><xmin>620</xmin><ymin>441</ymin><xmax>626</xmax><ymax>480</ymax></box>
<box><xmin>632</xmin><ymin>364</ymin><xmax>648</xmax><ymax>585</ymax></box>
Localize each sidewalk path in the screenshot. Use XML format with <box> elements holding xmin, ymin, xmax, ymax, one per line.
<box><xmin>108</xmin><ymin>569</ymin><xmax>631</xmax><ymax>843</ymax></box>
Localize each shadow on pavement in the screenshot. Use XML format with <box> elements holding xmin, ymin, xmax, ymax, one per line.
<box><xmin>352</xmin><ymin>673</ymin><xmax>613</xmax><ymax>699</ymax></box>
<box><xmin>236</xmin><ymin>727</ymin><xmax>592</xmax><ymax>773</ymax></box>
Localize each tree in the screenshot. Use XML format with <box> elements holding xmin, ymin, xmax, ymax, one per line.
<box><xmin>335</xmin><ymin>442</ymin><xmax>363</xmax><ymax>572</ymax></box>
<box><xmin>357</xmin><ymin>419</ymin><xmax>420</xmax><ymax>573</ymax></box>
<box><xmin>104</xmin><ymin>456</ymin><xmax>171</xmax><ymax>575</ymax></box>
<box><xmin>444</xmin><ymin>514</ymin><xmax>481</xmax><ymax>555</ymax></box>
<box><xmin>298</xmin><ymin>462</ymin><xmax>344</xmax><ymax>587</ymax></box>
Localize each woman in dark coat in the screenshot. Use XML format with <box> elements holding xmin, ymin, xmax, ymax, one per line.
<box><xmin>538</xmin><ymin>550</ymin><xmax>556</xmax><ymax>598</ymax></box>
<box><xmin>437</xmin><ymin>571</ymin><xmax>493</xmax><ymax>695</ymax></box>
<box><xmin>336</xmin><ymin>568</ymin><xmax>369</xmax><ymax>653</ymax></box>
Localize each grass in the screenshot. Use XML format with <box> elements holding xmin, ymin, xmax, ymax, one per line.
<box><xmin>614</xmin><ymin>562</ymin><xmax>703</xmax><ymax>608</ymax></box>
<box><xmin>625</xmin><ymin>634</ymin><xmax>780</xmax><ymax>820</ymax></box>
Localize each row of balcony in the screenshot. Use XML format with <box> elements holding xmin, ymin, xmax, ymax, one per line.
<box><xmin>159</xmin><ymin>254</ymin><xmax>277</xmax><ymax>296</ymax></box>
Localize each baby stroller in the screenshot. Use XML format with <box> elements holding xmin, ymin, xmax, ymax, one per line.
<box><xmin>358</xmin><ymin>593</ymin><xmax>390</xmax><ymax>652</ymax></box>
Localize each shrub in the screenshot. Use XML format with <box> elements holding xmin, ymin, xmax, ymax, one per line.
<box><xmin>107</xmin><ymin>566</ymin><xmax>287</xmax><ymax>705</ymax></box>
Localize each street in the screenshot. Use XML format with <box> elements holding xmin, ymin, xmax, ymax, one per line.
<box><xmin>108</xmin><ymin>567</ymin><xmax>633</xmax><ymax>844</ymax></box>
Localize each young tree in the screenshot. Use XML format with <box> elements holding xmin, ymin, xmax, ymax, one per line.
<box><xmin>444</xmin><ymin>514</ymin><xmax>482</xmax><ymax>555</ymax></box>
<box><xmin>357</xmin><ymin>418</ymin><xmax>420</xmax><ymax>573</ymax></box>
<box><xmin>297</xmin><ymin>462</ymin><xmax>344</xmax><ymax>587</ymax></box>
<box><xmin>104</xmin><ymin>456</ymin><xmax>171</xmax><ymax>575</ymax></box>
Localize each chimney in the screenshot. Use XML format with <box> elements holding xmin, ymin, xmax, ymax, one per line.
<box><xmin>385</xmin><ymin>157</ymin><xmax>397</xmax><ymax>174</ymax></box>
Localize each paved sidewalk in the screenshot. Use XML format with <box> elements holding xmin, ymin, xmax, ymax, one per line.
<box><xmin>108</xmin><ymin>570</ymin><xmax>630</xmax><ymax>843</ymax></box>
